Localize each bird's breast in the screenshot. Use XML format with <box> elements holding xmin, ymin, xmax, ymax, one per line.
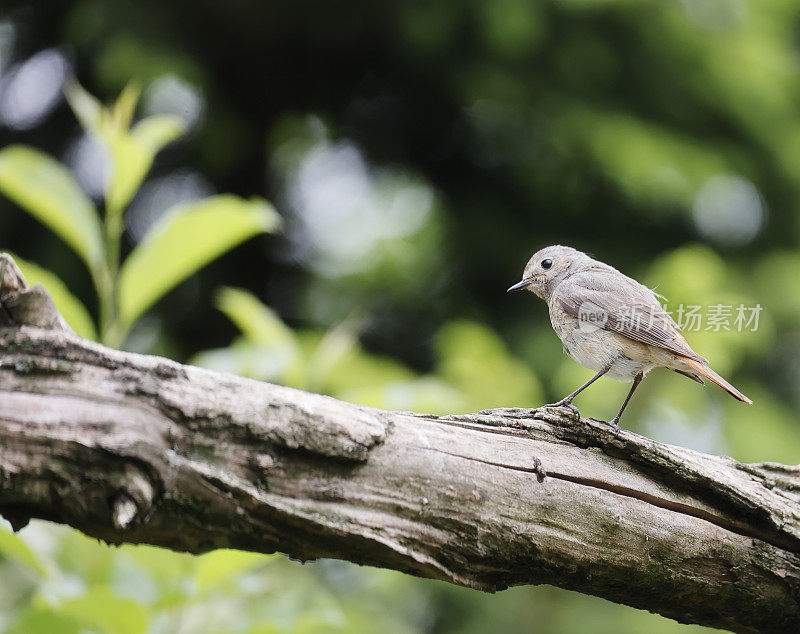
<box><xmin>547</xmin><ymin>300</ymin><xmax>656</xmax><ymax>381</ymax></box>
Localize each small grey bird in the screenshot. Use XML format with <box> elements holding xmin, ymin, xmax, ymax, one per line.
<box><xmin>508</xmin><ymin>245</ymin><xmax>752</xmax><ymax>429</ymax></box>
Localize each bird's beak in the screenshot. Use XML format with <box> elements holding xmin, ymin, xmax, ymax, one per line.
<box><xmin>507</xmin><ymin>277</ymin><xmax>534</xmax><ymax>293</ymax></box>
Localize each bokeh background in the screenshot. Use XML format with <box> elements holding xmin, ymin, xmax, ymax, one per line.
<box><xmin>1</xmin><ymin>0</ymin><xmax>798</xmax><ymax>632</ymax></box>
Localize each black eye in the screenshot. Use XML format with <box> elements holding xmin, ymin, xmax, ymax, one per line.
<box><xmin>541</xmin><ymin>259</ymin><xmax>553</xmax><ymax>270</ymax></box>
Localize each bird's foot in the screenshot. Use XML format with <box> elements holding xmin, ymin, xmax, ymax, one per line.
<box><xmin>606</xmin><ymin>417</ymin><xmax>622</xmax><ymax>436</ymax></box>
<box><xmin>587</xmin><ymin>416</ymin><xmax>622</xmax><ymax>437</ymax></box>
<box><xmin>542</xmin><ymin>399</ymin><xmax>581</xmax><ymax>419</ymax></box>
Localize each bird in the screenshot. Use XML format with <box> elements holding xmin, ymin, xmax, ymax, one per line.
<box><xmin>507</xmin><ymin>245</ymin><xmax>752</xmax><ymax>430</ymax></box>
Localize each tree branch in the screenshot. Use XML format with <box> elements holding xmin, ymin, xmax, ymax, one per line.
<box><xmin>0</xmin><ymin>253</ymin><xmax>798</xmax><ymax>633</ymax></box>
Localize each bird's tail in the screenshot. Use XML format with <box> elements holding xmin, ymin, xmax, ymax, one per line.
<box><xmin>682</xmin><ymin>358</ymin><xmax>753</xmax><ymax>404</ymax></box>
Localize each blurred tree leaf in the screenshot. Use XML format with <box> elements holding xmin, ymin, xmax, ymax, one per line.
<box><xmin>13</xmin><ymin>255</ymin><xmax>98</xmax><ymax>340</ymax></box>
<box><xmin>754</xmin><ymin>251</ymin><xmax>800</xmax><ymax>329</ymax></box>
<box><xmin>110</xmin><ymin>82</ymin><xmax>141</xmax><ymax>131</ymax></box>
<box><xmin>118</xmin><ymin>195</ymin><xmax>280</xmax><ymax>330</ymax></box>
<box><xmin>190</xmin><ymin>341</ymin><xmax>296</xmax><ymax>382</ymax></box>
<box><xmin>436</xmin><ymin>320</ymin><xmax>544</xmax><ymax>412</ymax></box>
<box><xmin>216</xmin><ymin>287</ymin><xmax>297</xmax><ymax>347</ymax></box>
<box><xmin>8</xmin><ymin>607</ymin><xmax>85</xmax><ymax>634</ymax></box>
<box><xmin>305</xmin><ymin>317</ymin><xmax>362</xmax><ymax>393</ymax></box>
<box><xmin>65</xmin><ymin>81</ymin><xmax>186</xmax><ymax>217</ymax></box>
<box><xmin>644</xmin><ymin>244</ymin><xmax>731</xmax><ymax>302</ymax></box>
<box><xmin>213</xmin><ymin>288</ymin><xmax>366</xmax><ymax>392</ymax></box>
<box><xmin>130</xmin><ymin>115</ymin><xmax>186</xmax><ymax>154</ymax></box>
<box><xmin>0</xmin><ymin>145</ymin><xmax>104</xmax><ymax>272</ymax></box>
<box><xmin>555</xmin><ymin>108</ymin><xmax>732</xmax><ymax>210</ymax></box>
<box><xmin>56</xmin><ymin>588</ymin><xmax>149</xmax><ymax>634</ymax></box>
<box><xmin>63</xmin><ymin>79</ymin><xmax>104</xmax><ymax>132</ymax></box>
<box><xmin>215</xmin><ymin>287</ymin><xmax>304</xmax><ymax>385</ymax></box>
<box><xmin>114</xmin><ymin>544</ymin><xmax>195</xmax><ymax>611</ymax></box>
<box><xmin>644</xmin><ymin>245</ymin><xmax>771</xmax><ymax>375</ymax></box>
<box><xmin>106</xmin><ymin>115</ymin><xmax>185</xmax><ymax>216</ymax></box>
<box><xmin>200</xmin><ymin>288</ymin><xmax>545</xmax><ymax>415</ymax></box>
<box><xmin>303</xmin><ymin>330</ymin><xmax>414</xmax><ymax>392</ymax></box>
<box><xmin>724</xmin><ymin>387</ymin><xmax>800</xmax><ymax>464</ymax></box>
<box><xmin>194</xmin><ymin>549</ymin><xmax>270</xmax><ymax>593</ymax></box>
<box><xmin>0</xmin><ymin>525</ymin><xmax>49</xmax><ymax>578</ymax></box>
<box><xmin>337</xmin><ymin>376</ymin><xmax>463</xmax><ymax>414</ymax></box>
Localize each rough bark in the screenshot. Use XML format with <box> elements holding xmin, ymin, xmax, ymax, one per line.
<box><xmin>0</xmin><ymin>253</ymin><xmax>798</xmax><ymax>633</ymax></box>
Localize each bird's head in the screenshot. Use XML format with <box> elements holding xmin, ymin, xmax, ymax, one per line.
<box><xmin>507</xmin><ymin>245</ymin><xmax>590</xmax><ymax>300</ymax></box>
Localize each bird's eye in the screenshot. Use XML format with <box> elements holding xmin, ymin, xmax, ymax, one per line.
<box><xmin>541</xmin><ymin>259</ymin><xmax>553</xmax><ymax>270</ymax></box>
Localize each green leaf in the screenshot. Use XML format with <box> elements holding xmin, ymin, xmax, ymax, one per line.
<box><xmin>57</xmin><ymin>588</ymin><xmax>148</xmax><ymax>634</ymax></box>
<box><xmin>0</xmin><ymin>524</ymin><xmax>49</xmax><ymax>577</ymax></box>
<box><xmin>13</xmin><ymin>256</ymin><xmax>98</xmax><ymax>340</ymax></box>
<box><xmin>306</xmin><ymin>317</ymin><xmax>362</xmax><ymax>392</ymax></box>
<box><xmin>190</xmin><ymin>341</ymin><xmax>296</xmax><ymax>381</ymax></box>
<box><xmin>65</xmin><ymin>81</ymin><xmax>185</xmax><ymax>216</ymax></box>
<box><xmin>0</xmin><ymin>146</ymin><xmax>104</xmax><ymax>271</ymax></box>
<box><xmin>131</xmin><ymin>115</ymin><xmax>185</xmax><ymax>154</ymax></box>
<box><xmin>436</xmin><ymin>319</ymin><xmax>544</xmax><ymax>412</ymax></box>
<box><xmin>106</xmin><ymin>115</ymin><xmax>185</xmax><ymax>216</ymax></box>
<box><xmin>194</xmin><ymin>549</ymin><xmax>269</xmax><ymax>593</ymax></box>
<box><xmin>118</xmin><ymin>195</ymin><xmax>281</xmax><ymax>330</ymax></box>
<box><xmin>214</xmin><ymin>288</ymin><xmax>304</xmax><ymax>385</ymax></box>
<box><xmin>64</xmin><ymin>80</ymin><xmax>104</xmax><ymax>135</ymax></box>
<box><xmin>216</xmin><ymin>287</ymin><xmax>296</xmax><ymax>346</ymax></box>
<box><xmin>8</xmin><ymin>607</ymin><xmax>84</xmax><ymax>634</ymax></box>
<box><xmin>111</xmin><ymin>82</ymin><xmax>141</xmax><ymax>131</ymax></box>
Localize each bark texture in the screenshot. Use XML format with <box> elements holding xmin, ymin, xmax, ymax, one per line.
<box><xmin>0</xmin><ymin>253</ymin><xmax>798</xmax><ymax>633</ymax></box>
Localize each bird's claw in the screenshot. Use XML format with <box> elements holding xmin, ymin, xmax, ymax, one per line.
<box><xmin>587</xmin><ymin>416</ymin><xmax>622</xmax><ymax>437</ymax></box>
<box><xmin>543</xmin><ymin>399</ymin><xmax>581</xmax><ymax>419</ymax></box>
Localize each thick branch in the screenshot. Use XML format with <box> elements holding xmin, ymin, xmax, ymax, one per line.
<box><xmin>0</xmin><ymin>254</ymin><xmax>798</xmax><ymax>633</ymax></box>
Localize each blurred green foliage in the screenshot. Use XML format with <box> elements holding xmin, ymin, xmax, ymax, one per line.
<box><xmin>1</xmin><ymin>0</ymin><xmax>800</xmax><ymax>631</ymax></box>
<box><xmin>0</xmin><ymin>83</ymin><xmax>279</xmax><ymax>347</ymax></box>
<box><xmin>191</xmin><ymin>287</ymin><xmax>542</xmax><ymax>414</ymax></box>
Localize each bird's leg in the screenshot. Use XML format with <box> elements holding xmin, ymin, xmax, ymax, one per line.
<box><xmin>606</xmin><ymin>371</ymin><xmax>643</xmax><ymax>432</ymax></box>
<box><xmin>544</xmin><ymin>366</ymin><xmax>610</xmax><ymax>417</ymax></box>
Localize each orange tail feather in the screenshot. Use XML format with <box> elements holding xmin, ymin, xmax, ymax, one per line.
<box><xmin>682</xmin><ymin>358</ymin><xmax>753</xmax><ymax>404</ymax></box>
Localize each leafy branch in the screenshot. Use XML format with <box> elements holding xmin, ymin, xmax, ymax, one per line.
<box><xmin>0</xmin><ymin>82</ymin><xmax>280</xmax><ymax>347</ymax></box>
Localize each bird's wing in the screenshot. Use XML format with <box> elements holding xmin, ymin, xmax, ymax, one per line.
<box><xmin>554</xmin><ymin>267</ymin><xmax>706</xmax><ymax>362</ymax></box>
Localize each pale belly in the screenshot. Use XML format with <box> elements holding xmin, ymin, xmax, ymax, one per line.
<box><xmin>548</xmin><ymin>301</ymin><xmax>662</xmax><ymax>382</ymax></box>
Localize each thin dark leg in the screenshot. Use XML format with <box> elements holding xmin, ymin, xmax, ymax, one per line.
<box><xmin>544</xmin><ymin>366</ymin><xmax>610</xmax><ymax>416</ymax></box>
<box><xmin>608</xmin><ymin>371</ymin><xmax>643</xmax><ymax>431</ymax></box>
